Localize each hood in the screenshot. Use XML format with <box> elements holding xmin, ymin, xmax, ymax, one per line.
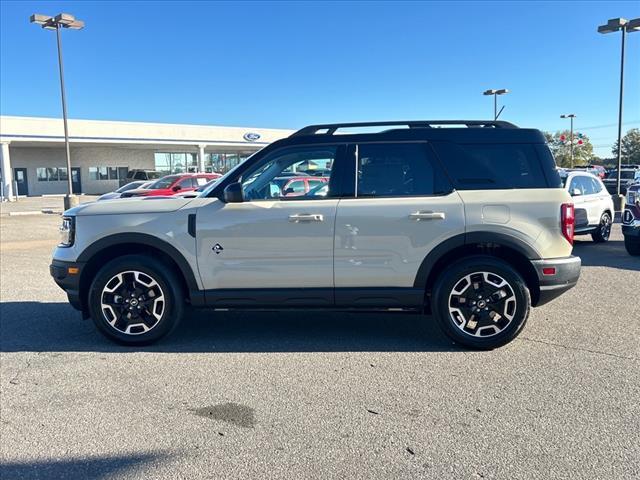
<box><xmin>65</xmin><ymin>196</ymin><xmax>195</xmax><ymax>216</ymax></box>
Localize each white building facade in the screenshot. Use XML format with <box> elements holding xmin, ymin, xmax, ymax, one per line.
<box><xmin>0</xmin><ymin>116</ymin><xmax>293</xmax><ymax>198</ymax></box>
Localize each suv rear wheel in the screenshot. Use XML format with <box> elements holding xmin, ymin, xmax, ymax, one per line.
<box><xmin>591</xmin><ymin>212</ymin><xmax>612</xmax><ymax>243</ymax></box>
<box><xmin>432</xmin><ymin>256</ymin><xmax>531</xmax><ymax>350</ymax></box>
<box><xmin>88</xmin><ymin>255</ymin><xmax>184</xmax><ymax>345</ymax></box>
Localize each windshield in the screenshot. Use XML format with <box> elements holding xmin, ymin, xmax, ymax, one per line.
<box><xmin>148</xmin><ymin>175</ymin><xmax>179</xmax><ymax>189</ymax></box>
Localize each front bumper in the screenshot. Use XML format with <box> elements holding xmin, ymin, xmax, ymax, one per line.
<box><xmin>530</xmin><ymin>256</ymin><xmax>581</xmax><ymax>306</ymax></box>
<box><xmin>50</xmin><ymin>260</ymin><xmax>85</xmax><ymax>311</ymax></box>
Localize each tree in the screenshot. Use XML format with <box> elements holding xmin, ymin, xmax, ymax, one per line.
<box><xmin>611</xmin><ymin>128</ymin><xmax>640</xmax><ymax>165</ymax></box>
<box><xmin>544</xmin><ymin>130</ymin><xmax>595</xmax><ymax>168</ymax></box>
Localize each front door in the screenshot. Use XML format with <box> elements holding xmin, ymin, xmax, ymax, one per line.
<box><xmin>71</xmin><ymin>167</ymin><xmax>82</xmax><ymax>194</ymax></box>
<box><xmin>13</xmin><ymin>168</ymin><xmax>28</xmax><ymax>196</ymax></box>
<box><xmin>196</xmin><ymin>145</ymin><xmax>343</xmax><ymax>304</ymax></box>
<box><xmin>333</xmin><ymin>142</ymin><xmax>465</xmax><ymax>300</ymax></box>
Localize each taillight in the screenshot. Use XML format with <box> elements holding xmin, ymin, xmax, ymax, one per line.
<box><xmin>561</xmin><ymin>203</ymin><xmax>575</xmax><ymax>245</ymax></box>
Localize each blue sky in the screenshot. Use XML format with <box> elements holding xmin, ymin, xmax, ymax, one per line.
<box><xmin>1</xmin><ymin>1</ymin><xmax>639</xmax><ymax>157</ymax></box>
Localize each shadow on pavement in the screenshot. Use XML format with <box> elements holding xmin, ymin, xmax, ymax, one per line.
<box><xmin>0</xmin><ymin>301</ymin><xmax>457</xmax><ymax>353</ymax></box>
<box><xmin>573</xmin><ymin>239</ymin><xmax>640</xmax><ymax>271</ymax></box>
<box><xmin>0</xmin><ymin>452</ymin><xmax>161</xmax><ymax>480</ymax></box>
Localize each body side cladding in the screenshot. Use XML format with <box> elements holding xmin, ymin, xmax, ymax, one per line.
<box><xmin>77</xmin><ymin>232</ymin><xmax>200</xmax><ymax>292</ymax></box>
<box><xmin>199</xmin><ymin>287</ymin><xmax>423</xmax><ymax>309</ymax></box>
<box><xmin>413</xmin><ymin>232</ymin><xmax>541</xmax><ymax>289</ymax></box>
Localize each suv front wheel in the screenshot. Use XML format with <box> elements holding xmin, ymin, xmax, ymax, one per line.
<box><xmin>88</xmin><ymin>255</ymin><xmax>184</xmax><ymax>345</ymax></box>
<box><xmin>432</xmin><ymin>256</ymin><xmax>531</xmax><ymax>350</ymax></box>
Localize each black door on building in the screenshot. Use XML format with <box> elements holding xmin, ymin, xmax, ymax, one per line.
<box><xmin>13</xmin><ymin>168</ymin><xmax>28</xmax><ymax>196</ymax></box>
<box><xmin>71</xmin><ymin>167</ymin><xmax>82</xmax><ymax>194</ymax></box>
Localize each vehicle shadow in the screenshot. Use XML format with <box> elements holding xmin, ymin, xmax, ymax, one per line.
<box><xmin>0</xmin><ymin>302</ymin><xmax>457</xmax><ymax>353</ymax></box>
<box><xmin>0</xmin><ymin>452</ymin><xmax>163</xmax><ymax>480</ymax></box>
<box><xmin>573</xmin><ymin>239</ymin><xmax>640</xmax><ymax>271</ymax></box>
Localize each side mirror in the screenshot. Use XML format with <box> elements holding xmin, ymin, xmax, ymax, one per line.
<box><xmin>172</xmin><ymin>185</ymin><xmax>182</xmax><ymax>192</ymax></box>
<box><xmin>572</xmin><ymin>188</ymin><xmax>582</xmax><ymax>196</ymax></box>
<box><xmin>224</xmin><ymin>182</ymin><xmax>244</xmax><ymax>203</ymax></box>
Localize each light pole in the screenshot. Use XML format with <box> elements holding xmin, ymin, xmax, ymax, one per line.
<box><xmin>30</xmin><ymin>13</ymin><xmax>84</xmax><ymax>209</ymax></box>
<box><xmin>483</xmin><ymin>89</ymin><xmax>509</xmax><ymax>120</ymax></box>
<box><xmin>597</xmin><ymin>17</ymin><xmax>640</xmax><ymax>204</ymax></box>
<box><xmin>560</xmin><ymin>114</ymin><xmax>577</xmax><ymax>168</ymax></box>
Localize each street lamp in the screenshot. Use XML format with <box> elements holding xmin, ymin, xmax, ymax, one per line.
<box><xmin>560</xmin><ymin>114</ymin><xmax>577</xmax><ymax>168</ymax></box>
<box><xmin>597</xmin><ymin>16</ymin><xmax>640</xmax><ymax>203</ymax></box>
<box><xmin>30</xmin><ymin>13</ymin><xmax>85</xmax><ymax>209</ymax></box>
<box><xmin>483</xmin><ymin>89</ymin><xmax>509</xmax><ymax>120</ymax></box>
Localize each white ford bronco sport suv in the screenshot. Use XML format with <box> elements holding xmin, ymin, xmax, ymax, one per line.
<box><xmin>50</xmin><ymin>120</ymin><xmax>581</xmax><ymax>349</ymax></box>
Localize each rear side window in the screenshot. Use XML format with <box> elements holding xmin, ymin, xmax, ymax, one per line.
<box><xmin>432</xmin><ymin>142</ymin><xmax>550</xmax><ymax>189</ymax></box>
<box><xmin>356</xmin><ymin>143</ymin><xmax>451</xmax><ymax>197</ymax></box>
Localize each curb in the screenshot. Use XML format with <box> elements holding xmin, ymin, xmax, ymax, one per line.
<box><xmin>6</xmin><ymin>210</ymin><xmax>62</xmax><ymax>216</ymax></box>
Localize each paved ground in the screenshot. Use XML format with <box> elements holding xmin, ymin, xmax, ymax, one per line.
<box><xmin>1</xmin><ymin>214</ymin><xmax>638</xmax><ymax>480</ymax></box>
<box><xmin>0</xmin><ymin>196</ymin><xmax>99</xmax><ymax>216</ymax></box>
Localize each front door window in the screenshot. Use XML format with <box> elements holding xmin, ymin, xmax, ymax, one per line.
<box><xmin>240</xmin><ymin>146</ymin><xmax>336</xmax><ymax>201</ymax></box>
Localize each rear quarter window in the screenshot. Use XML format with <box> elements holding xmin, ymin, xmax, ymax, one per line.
<box><xmin>432</xmin><ymin>142</ymin><xmax>552</xmax><ymax>189</ymax></box>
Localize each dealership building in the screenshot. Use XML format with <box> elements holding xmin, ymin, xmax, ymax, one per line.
<box><xmin>0</xmin><ymin>115</ymin><xmax>293</xmax><ymax>199</ymax></box>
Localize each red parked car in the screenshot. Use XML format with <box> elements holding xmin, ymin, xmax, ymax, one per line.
<box><xmin>281</xmin><ymin>176</ymin><xmax>328</xmax><ymax>197</ymax></box>
<box><xmin>121</xmin><ymin>173</ymin><xmax>220</xmax><ymax>198</ymax></box>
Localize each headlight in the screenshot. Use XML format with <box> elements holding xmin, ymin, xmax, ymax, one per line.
<box><xmin>628</xmin><ymin>190</ymin><xmax>638</xmax><ymax>206</ymax></box>
<box><xmin>58</xmin><ymin>216</ymin><xmax>75</xmax><ymax>247</ymax></box>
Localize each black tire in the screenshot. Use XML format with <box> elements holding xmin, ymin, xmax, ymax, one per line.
<box><xmin>625</xmin><ymin>235</ymin><xmax>640</xmax><ymax>256</ymax></box>
<box><xmin>88</xmin><ymin>254</ymin><xmax>184</xmax><ymax>345</ymax></box>
<box><xmin>431</xmin><ymin>256</ymin><xmax>531</xmax><ymax>350</ymax></box>
<box><xmin>591</xmin><ymin>212</ymin><xmax>612</xmax><ymax>243</ymax></box>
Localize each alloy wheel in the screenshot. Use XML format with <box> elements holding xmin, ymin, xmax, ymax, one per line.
<box><xmin>100</xmin><ymin>270</ymin><xmax>166</xmax><ymax>335</ymax></box>
<box><xmin>447</xmin><ymin>271</ymin><xmax>517</xmax><ymax>338</ymax></box>
<box><xmin>600</xmin><ymin>214</ymin><xmax>612</xmax><ymax>240</ymax></box>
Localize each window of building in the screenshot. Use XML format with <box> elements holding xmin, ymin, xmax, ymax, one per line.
<box><xmin>89</xmin><ymin>166</ymin><xmax>123</xmax><ymax>181</ymax></box>
<box><xmin>206</xmin><ymin>152</ymin><xmax>252</xmax><ymax>174</ymax></box>
<box><xmin>59</xmin><ymin>168</ymin><xmax>68</xmax><ymax>181</ymax></box>
<box><xmin>154</xmin><ymin>153</ymin><xmax>198</xmax><ymax>174</ymax></box>
<box><xmin>37</xmin><ymin>168</ymin><xmax>48</xmax><ymax>182</ymax></box>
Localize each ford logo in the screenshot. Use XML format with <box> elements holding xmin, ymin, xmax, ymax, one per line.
<box><xmin>243</xmin><ymin>132</ymin><xmax>261</xmax><ymax>142</ymax></box>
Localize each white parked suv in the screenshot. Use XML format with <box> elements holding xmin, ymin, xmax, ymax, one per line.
<box><xmin>561</xmin><ymin>171</ymin><xmax>614</xmax><ymax>242</ymax></box>
<box><xmin>50</xmin><ymin>120</ymin><xmax>581</xmax><ymax>349</ymax></box>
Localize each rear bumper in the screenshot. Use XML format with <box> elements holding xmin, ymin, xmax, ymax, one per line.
<box><xmin>530</xmin><ymin>256</ymin><xmax>581</xmax><ymax>306</ymax></box>
<box><xmin>50</xmin><ymin>260</ymin><xmax>85</xmax><ymax>311</ymax></box>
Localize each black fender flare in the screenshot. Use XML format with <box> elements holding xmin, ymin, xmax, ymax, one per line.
<box><xmin>77</xmin><ymin>232</ymin><xmax>200</xmax><ymax>292</ymax></box>
<box><xmin>413</xmin><ymin>232</ymin><xmax>541</xmax><ymax>289</ymax></box>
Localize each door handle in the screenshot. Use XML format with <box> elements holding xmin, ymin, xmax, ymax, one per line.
<box><xmin>288</xmin><ymin>213</ymin><xmax>324</xmax><ymax>222</ymax></box>
<box><xmin>409</xmin><ymin>211</ymin><xmax>446</xmax><ymax>221</ymax></box>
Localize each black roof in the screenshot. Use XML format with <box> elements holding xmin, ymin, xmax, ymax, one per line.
<box><xmin>284</xmin><ymin>120</ymin><xmax>546</xmax><ymax>145</ymax></box>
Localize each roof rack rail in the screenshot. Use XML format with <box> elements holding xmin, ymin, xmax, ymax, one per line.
<box><xmin>291</xmin><ymin>120</ymin><xmax>518</xmax><ymax>137</ymax></box>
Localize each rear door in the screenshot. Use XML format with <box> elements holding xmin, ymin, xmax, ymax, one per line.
<box><xmin>333</xmin><ymin>142</ymin><xmax>465</xmax><ymax>305</ymax></box>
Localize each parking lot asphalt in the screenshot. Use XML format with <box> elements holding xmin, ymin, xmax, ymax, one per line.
<box><xmin>1</xmin><ymin>214</ymin><xmax>639</xmax><ymax>480</ymax></box>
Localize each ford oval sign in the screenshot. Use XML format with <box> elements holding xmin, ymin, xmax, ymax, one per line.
<box><xmin>243</xmin><ymin>132</ymin><xmax>261</xmax><ymax>142</ymax></box>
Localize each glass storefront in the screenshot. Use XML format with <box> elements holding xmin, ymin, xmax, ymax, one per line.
<box><xmin>154</xmin><ymin>153</ymin><xmax>198</xmax><ymax>174</ymax></box>
<box><xmin>154</xmin><ymin>151</ymin><xmax>255</xmax><ymax>175</ymax></box>
<box><xmin>205</xmin><ymin>152</ymin><xmax>253</xmax><ymax>174</ymax></box>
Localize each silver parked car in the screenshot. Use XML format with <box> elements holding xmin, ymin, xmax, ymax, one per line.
<box><xmin>97</xmin><ymin>181</ymin><xmax>152</xmax><ymax>201</ymax></box>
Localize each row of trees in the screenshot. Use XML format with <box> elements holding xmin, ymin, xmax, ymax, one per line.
<box><xmin>543</xmin><ymin>128</ymin><xmax>640</xmax><ymax>168</ymax></box>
